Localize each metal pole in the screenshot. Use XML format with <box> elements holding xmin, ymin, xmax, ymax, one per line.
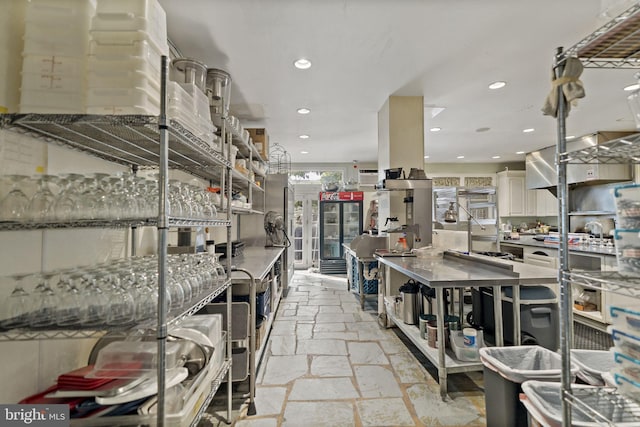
<box><xmin>222</xmin><ymin>115</ymin><xmax>233</xmax><ymax>423</ymax></box>
<box><xmin>234</xmin><ymin>267</ymin><xmax>257</xmax><ymax>415</ymax></box>
<box><xmin>156</xmin><ymin>55</ymin><xmax>170</xmax><ymax>427</ymax></box>
<box><xmin>555</xmin><ymin>46</ymin><xmax>573</xmax><ymax>427</ymax></box>
<box><xmin>436</xmin><ymin>287</ymin><xmax>447</xmax><ymax>399</ymax></box>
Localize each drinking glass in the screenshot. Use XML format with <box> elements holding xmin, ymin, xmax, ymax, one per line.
<box><xmin>27</xmin><ymin>175</ymin><xmax>57</xmax><ymax>223</ymax></box>
<box><xmin>53</xmin><ymin>174</ymin><xmax>84</xmax><ymax>222</ymax></box>
<box><xmin>29</xmin><ymin>272</ymin><xmax>59</xmax><ymax>329</ymax></box>
<box><xmin>0</xmin><ymin>175</ymin><xmax>30</xmax><ymax>221</ymax></box>
<box><xmin>0</xmin><ymin>273</ymin><xmax>32</xmax><ymax>330</ymax></box>
<box><xmin>80</xmin><ymin>269</ymin><xmax>109</xmax><ymax>327</ymax></box>
<box><xmin>55</xmin><ymin>269</ymin><xmax>84</xmax><ymax>327</ymax></box>
<box><xmin>212</xmin><ymin>253</ymin><xmax>227</xmax><ymax>286</ymax></box>
<box><xmin>202</xmin><ymin>189</ymin><xmax>218</xmax><ymax>219</ymax></box>
<box><xmin>169</xmin><ymin>180</ymin><xmax>185</xmax><ymax>218</ymax></box>
<box><xmin>100</xmin><ymin>269</ymin><xmax>135</xmax><ymax>326</ymax></box>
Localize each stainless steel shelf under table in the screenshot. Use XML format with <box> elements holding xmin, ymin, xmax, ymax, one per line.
<box><xmin>375</xmin><ymin>250</ymin><xmax>557</xmax><ymax>399</ymax></box>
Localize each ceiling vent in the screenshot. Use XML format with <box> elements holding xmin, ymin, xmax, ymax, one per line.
<box><xmin>358</xmin><ymin>169</ymin><xmax>379</xmax><ymax>188</ymax></box>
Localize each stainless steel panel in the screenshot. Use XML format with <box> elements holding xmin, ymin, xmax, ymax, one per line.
<box><xmin>526</xmin><ymin>132</ymin><xmax>633</xmax><ymax>189</ymax></box>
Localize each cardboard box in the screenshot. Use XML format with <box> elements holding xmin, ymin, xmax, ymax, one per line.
<box><xmin>248</xmin><ymin>128</ymin><xmax>269</xmax><ymax>160</ymax></box>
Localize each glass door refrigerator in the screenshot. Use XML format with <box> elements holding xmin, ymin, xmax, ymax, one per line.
<box><xmin>319</xmin><ymin>191</ymin><xmax>363</xmax><ymax>274</ymax></box>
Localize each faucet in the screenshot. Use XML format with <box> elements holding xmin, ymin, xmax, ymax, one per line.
<box><xmin>584</xmin><ymin>220</ymin><xmax>603</xmax><ymax>246</ymax></box>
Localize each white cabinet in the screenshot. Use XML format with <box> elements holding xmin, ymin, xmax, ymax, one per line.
<box><xmin>498</xmin><ymin>171</ymin><xmax>526</xmax><ymax>216</ymax></box>
<box><xmin>536</xmin><ymin>189</ymin><xmax>558</xmax><ymax>217</ymax></box>
<box><xmin>497</xmin><ymin>171</ymin><xmax>555</xmax><ymax>218</ymax></box>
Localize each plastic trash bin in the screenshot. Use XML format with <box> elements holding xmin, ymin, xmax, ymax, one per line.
<box><xmin>571</xmin><ymin>349</ymin><xmax>616</xmax><ymax>386</ymax></box>
<box><xmin>479</xmin><ymin>346</ymin><xmax>578</xmax><ymax>427</ymax></box>
<box><xmin>521</xmin><ymin>380</ymin><xmax>640</xmax><ymax>427</ymax></box>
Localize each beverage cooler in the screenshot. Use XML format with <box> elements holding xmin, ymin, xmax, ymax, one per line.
<box><xmin>319</xmin><ymin>191</ymin><xmax>363</xmax><ymax>274</ymax></box>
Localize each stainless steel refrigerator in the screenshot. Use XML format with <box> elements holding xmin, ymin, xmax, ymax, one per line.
<box><xmin>319</xmin><ymin>191</ymin><xmax>363</xmax><ymax>274</ymax></box>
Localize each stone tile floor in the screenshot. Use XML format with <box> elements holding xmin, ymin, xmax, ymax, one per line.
<box><xmin>205</xmin><ymin>271</ymin><xmax>486</xmax><ymax>426</ymax></box>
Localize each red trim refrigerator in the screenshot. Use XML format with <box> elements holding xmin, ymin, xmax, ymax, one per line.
<box><xmin>318</xmin><ymin>191</ymin><xmax>364</xmax><ymax>274</ymax></box>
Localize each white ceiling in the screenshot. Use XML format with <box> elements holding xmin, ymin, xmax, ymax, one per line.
<box><xmin>159</xmin><ymin>0</ymin><xmax>639</xmax><ymax>165</ymax></box>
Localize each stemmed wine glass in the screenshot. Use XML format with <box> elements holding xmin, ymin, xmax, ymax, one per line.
<box><xmin>0</xmin><ymin>273</ymin><xmax>32</xmax><ymax>330</ymax></box>
<box><xmin>53</xmin><ymin>173</ymin><xmax>83</xmax><ymax>222</ymax></box>
<box><xmin>29</xmin><ymin>272</ymin><xmax>59</xmax><ymax>329</ymax></box>
<box><xmin>27</xmin><ymin>175</ymin><xmax>57</xmax><ymax>223</ymax></box>
<box><xmin>0</xmin><ymin>175</ymin><xmax>30</xmax><ymax>221</ymax></box>
<box><xmin>55</xmin><ymin>269</ymin><xmax>84</xmax><ymax>327</ymax></box>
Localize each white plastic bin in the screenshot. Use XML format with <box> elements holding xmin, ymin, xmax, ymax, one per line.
<box><xmin>21</xmin><ymin>72</ymin><xmax>84</xmax><ymax>92</ymax></box>
<box><xmin>86</xmin><ymin>86</ymin><xmax>159</xmax><ymax>115</ymax></box>
<box><xmin>19</xmin><ymin>89</ymin><xmax>84</xmax><ymax>113</ymax></box>
<box><xmin>521</xmin><ymin>380</ymin><xmax>640</xmax><ymax>427</ymax></box>
<box><xmin>89</xmin><ymin>39</ymin><xmax>164</xmax><ymax>70</ymax></box>
<box><xmin>25</xmin><ymin>0</ymin><xmax>96</xmax><ymax>24</ymax></box>
<box><xmin>571</xmin><ymin>349</ymin><xmax>615</xmax><ymax>386</ymax></box>
<box><xmin>614</xmin><ymin>228</ymin><xmax>640</xmax><ymax>277</ymax></box>
<box><xmin>613</xmin><ymin>183</ymin><xmax>640</xmax><ymax>229</ymax></box>
<box><xmin>24</xmin><ymin>17</ymin><xmax>91</xmax><ymax>55</ymax></box>
<box><xmin>87</xmin><ymin>56</ymin><xmax>161</xmax><ymax>88</ymax></box>
<box><xmin>480</xmin><ymin>345</ymin><xmax>578</xmax><ymax>427</ymax></box>
<box><xmin>22</xmin><ymin>55</ymin><xmax>85</xmax><ymax>75</ymax></box>
<box><xmin>610</xmin><ymin>304</ymin><xmax>640</xmax><ymax>336</ymax></box>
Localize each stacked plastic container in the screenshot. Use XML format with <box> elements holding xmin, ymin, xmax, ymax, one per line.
<box><xmin>19</xmin><ymin>0</ymin><xmax>95</xmax><ymax>113</ymax></box>
<box><xmin>612</xmin><ymin>183</ymin><xmax>640</xmax><ymax>276</ymax></box>
<box><xmin>168</xmin><ymin>59</ymin><xmax>218</xmax><ymax>150</ymax></box>
<box><xmin>609</xmin><ymin>304</ymin><xmax>640</xmax><ymax>403</ymax></box>
<box><xmin>86</xmin><ymin>0</ymin><xmax>169</xmax><ymax>115</ymax></box>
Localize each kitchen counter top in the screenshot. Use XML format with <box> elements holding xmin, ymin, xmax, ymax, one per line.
<box><xmin>500</xmin><ymin>236</ymin><xmax>616</xmax><ymax>257</ymax></box>
<box><xmin>376</xmin><ymin>250</ymin><xmax>557</xmax><ymax>287</ymax></box>
<box><xmin>230</xmin><ymin>246</ymin><xmax>285</xmax><ymax>281</ymax></box>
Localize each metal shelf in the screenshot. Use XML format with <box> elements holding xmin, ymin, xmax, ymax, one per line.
<box><xmin>566</xmin><ymin>270</ymin><xmax>640</xmax><ymax>298</ymax></box>
<box><xmin>563</xmin><ymin>387</ymin><xmax>640</xmax><ymax>425</ymax></box>
<box><xmin>189</xmin><ymin>359</ymin><xmax>231</xmax><ymax>427</ymax></box>
<box><xmin>555</xmin><ymin>5</ymin><xmax>640</xmax><ymax>424</ymax></box>
<box><xmin>0</xmin><ymin>217</ymin><xmax>231</xmax><ymax>231</ymax></box>
<box><xmin>562</xmin><ymin>3</ymin><xmax>640</xmax><ymax>69</ymax></box>
<box><xmin>0</xmin><ymin>114</ymin><xmax>231</xmax><ymax>180</ymax></box>
<box><xmin>560</xmin><ymin>132</ymin><xmax>640</xmax><ymax>164</ymax></box>
<box><xmin>0</xmin><ymin>279</ymin><xmax>231</xmax><ymax>341</ymax></box>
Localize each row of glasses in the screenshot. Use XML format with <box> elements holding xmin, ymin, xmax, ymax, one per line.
<box><xmin>0</xmin><ymin>252</ymin><xmax>228</xmax><ymax>332</ymax></box>
<box><xmin>0</xmin><ymin>173</ymin><xmax>218</xmax><ymax>223</ymax></box>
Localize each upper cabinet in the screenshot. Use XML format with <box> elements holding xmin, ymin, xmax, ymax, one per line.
<box><xmin>498</xmin><ymin>170</ymin><xmax>527</xmax><ymax>216</ymax></box>
<box><xmin>498</xmin><ymin>170</ymin><xmax>558</xmax><ymax>218</ymax></box>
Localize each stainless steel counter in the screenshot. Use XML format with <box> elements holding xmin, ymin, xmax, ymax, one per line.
<box><xmin>376</xmin><ymin>250</ymin><xmax>557</xmax><ymax>399</ymax></box>
<box><xmin>501</xmin><ymin>236</ymin><xmax>616</xmax><ymax>257</ymax></box>
<box><xmin>230</xmin><ymin>247</ymin><xmax>286</xmax><ymax>281</ymax></box>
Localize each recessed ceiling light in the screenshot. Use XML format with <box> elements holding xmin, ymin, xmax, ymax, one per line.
<box><xmin>516</xmin><ymin>151</ymin><xmax>525</xmax><ymax>154</ymax></box>
<box><xmin>523</xmin><ymin>128</ymin><xmax>535</xmax><ymax>133</ymax></box>
<box><xmin>457</xmin><ymin>155</ymin><xmax>465</xmax><ymax>159</ymax></box>
<box><xmin>297</xmin><ymin>107</ymin><xmax>311</xmax><ymax>114</ymax></box>
<box><xmin>294</xmin><ymin>58</ymin><xmax>312</xmax><ymax>69</ymax></box>
<box><xmin>488</xmin><ymin>81</ymin><xmax>506</xmax><ymax>90</ymax></box>
<box><xmin>299</xmin><ymin>134</ymin><xmax>310</xmax><ymax>139</ymax></box>
<box><xmin>429</xmin><ymin>127</ymin><xmax>441</xmax><ymax>132</ymax></box>
<box><xmin>424</xmin><ymin>155</ymin><xmax>429</xmax><ymax>159</ymax></box>
<box><xmin>300</xmin><ymin>151</ymin><xmax>309</xmax><ymax>154</ymax></box>
<box><xmin>624</xmin><ymin>84</ymin><xmax>639</xmax><ymax>91</ymax></box>
<box><xmin>492</xmin><ymin>155</ymin><xmax>501</xmax><ymax>159</ymax></box>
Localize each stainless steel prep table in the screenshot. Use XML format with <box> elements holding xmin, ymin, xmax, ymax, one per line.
<box><xmin>229</xmin><ymin>246</ymin><xmax>285</xmax><ymax>415</ymax></box>
<box><xmin>375</xmin><ymin>250</ymin><xmax>557</xmax><ymax>398</ymax></box>
<box><xmin>343</xmin><ymin>244</ymin><xmax>376</xmax><ymax>309</ymax></box>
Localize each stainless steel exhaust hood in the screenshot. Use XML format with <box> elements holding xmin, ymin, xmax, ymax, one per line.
<box><xmin>525</xmin><ymin>131</ymin><xmax>634</xmax><ymax>189</ymax></box>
